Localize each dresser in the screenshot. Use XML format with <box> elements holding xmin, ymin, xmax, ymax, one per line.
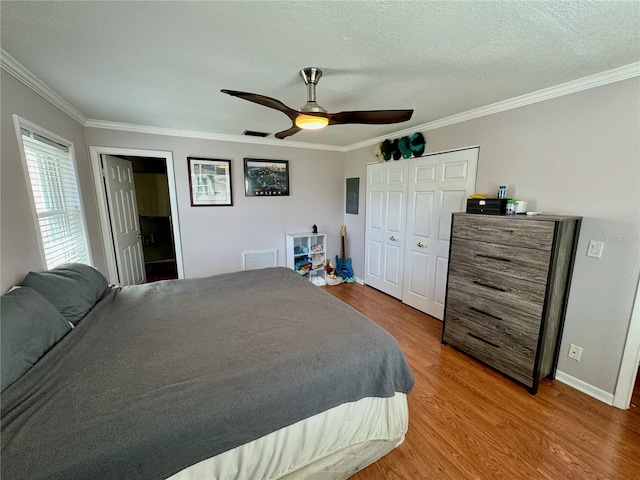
<box><xmin>442</xmin><ymin>213</ymin><xmax>582</xmax><ymax>393</ymax></box>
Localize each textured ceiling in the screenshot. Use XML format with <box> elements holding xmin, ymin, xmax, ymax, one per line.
<box><xmin>1</xmin><ymin>1</ymin><xmax>639</xmax><ymax>147</ymax></box>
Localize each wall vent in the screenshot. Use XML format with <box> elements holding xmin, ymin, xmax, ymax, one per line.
<box><xmin>242</xmin><ymin>249</ymin><xmax>277</xmax><ymax>270</ymax></box>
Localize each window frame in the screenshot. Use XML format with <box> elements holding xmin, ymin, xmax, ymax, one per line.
<box><xmin>13</xmin><ymin>115</ymin><xmax>92</xmax><ymax>270</ymax></box>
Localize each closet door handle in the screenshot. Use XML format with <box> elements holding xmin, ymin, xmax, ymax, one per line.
<box><xmin>389</xmin><ymin>236</ymin><xmax>398</xmax><ymax>241</ymax></box>
<box><xmin>417</xmin><ymin>242</ymin><xmax>426</xmax><ymax>248</ymax></box>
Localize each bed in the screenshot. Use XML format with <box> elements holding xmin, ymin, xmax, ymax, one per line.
<box><xmin>1</xmin><ymin>264</ymin><xmax>414</xmax><ymax>479</ymax></box>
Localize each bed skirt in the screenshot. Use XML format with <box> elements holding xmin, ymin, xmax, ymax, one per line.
<box><xmin>167</xmin><ymin>393</ymin><xmax>408</xmax><ymax>480</ymax></box>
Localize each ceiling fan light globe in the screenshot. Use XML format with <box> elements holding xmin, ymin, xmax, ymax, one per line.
<box><xmin>295</xmin><ymin>114</ymin><xmax>329</xmax><ymax>130</ymax></box>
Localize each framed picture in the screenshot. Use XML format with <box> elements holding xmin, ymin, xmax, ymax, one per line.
<box><xmin>188</xmin><ymin>157</ymin><xmax>233</xmax><ymax>206</ymax></box>
<box><xmin>243</xmin><ymin>158</ymin><xmax>290</xmax><ymax>196</ymax></box>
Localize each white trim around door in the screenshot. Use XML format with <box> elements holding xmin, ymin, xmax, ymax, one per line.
<box><xmin>613</xmin><ymin>275</ymin><xmax>640</xmax><ymax>409</ymax></box>
<box><xmin>89</xmin><ymin>146</ymin><xmax>184</xmax><ymax>284</ymax></box>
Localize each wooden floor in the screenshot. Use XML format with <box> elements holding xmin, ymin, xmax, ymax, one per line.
<box><xmin>323</xmin><ymin>282</ymin><xmax>640</xmax><ymax>480</ymax></box>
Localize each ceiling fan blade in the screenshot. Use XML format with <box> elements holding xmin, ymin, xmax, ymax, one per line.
<box><xmin>274</xmin><ymin>126</ymin><xmax>302</xmax><ymax>139</ymax></box>
<box><xmin>328</xmin><ymin>109</ymin><xmax>413</xmax><ymax>125</ymax></box>
<box><xmin>220</xmin><ymin>89</ymin><xmax>299</xmax><ymax>122</ymax></box>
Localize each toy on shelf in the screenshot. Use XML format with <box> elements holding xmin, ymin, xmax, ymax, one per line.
<box><xmin>294</xmin><ymin>256</ymin><xmax>312</xmax><ymax>275</ymax></box>
<box><xmin>311</xmin><ymin>253</ymin><xmax>325</xmax><ymax>270</ymax></box>
<box><xmin>294</xmin><ymin>245</ymin><xmax>309</xmax><ymax>255</ymax></box>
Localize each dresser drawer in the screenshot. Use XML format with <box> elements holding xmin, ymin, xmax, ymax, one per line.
<box><xmin>450</xmin><ymin>237</ymin><xmax>551</xmax><ymax>284</ymax></box>
<box><xmin>452</xmin><ymin>214</ymin><xmax>555</xmax><ymax>250</ymax></box>
<box><xmin>447</xmin><ymin>262</ymin><xmax>546</xmax><ymax>318</ymax></box>
<box><xmin>443</xmin><ymin>317</ymin><xmax>535</xmax><ymax>387</ymax></box>
<box><xmin>445</xmin><ymin>288</ymin><xmax>541</xmax><ymax>346</ymax></box>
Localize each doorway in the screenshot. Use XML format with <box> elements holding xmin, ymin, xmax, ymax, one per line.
<box><xmin>120</xmin><ymin>155</ymin><xmax>179</xmax><ymax>282</ymax></box>
<box><xmin>613</xmin><ymin>277</ymin><xmax>640</xmax><ymax>409</ymax></box>
<box><xmin>89</xmin><ymin>147</ymin><xmax>184</xmax><ymax>285</ymax></box>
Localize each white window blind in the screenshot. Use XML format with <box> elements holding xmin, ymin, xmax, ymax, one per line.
<box><xmin>21</xmin><ymin>128</ymin><xmax>90</xmax><ymax>269</ymax></box>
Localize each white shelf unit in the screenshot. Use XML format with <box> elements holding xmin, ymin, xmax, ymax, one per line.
<box><xmin>286</xmin><ymin>232</ymin><xmax>327</xmax><ymax>284</ymax></box>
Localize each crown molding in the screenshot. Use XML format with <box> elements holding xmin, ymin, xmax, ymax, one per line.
<box><xmin>1</xmin><ymin>48</ymin><xmax>87</xmax><ymax>125</ymax></box>
<box><xmin>83</xmin><ymin>119</ymin><xmax>346</xmax><ymax>152</ymax></box>
<box><xmin>3</xmin><ymin>46</ymin><xmax>637</xmax><ymax>153</ymax></box>
<box><xmin>345</xmin><ymin>62</ymin><xmax>640</xmax><ymax>152</ymax></box>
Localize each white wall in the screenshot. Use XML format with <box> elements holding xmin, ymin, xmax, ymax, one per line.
<box><xmin>4</xmin><ymin>63</ymin><xmax>638</xmax><ymax>398</ymax></box>
<box><xmin>83</xmin><ymin>128</ymin><xmax>346</xmax><ymax>279</ymax></box>
<box><xmin>2</xmin><ymin>69</ymin><xmax>346</xmax><ymax>290</ymax></box>
<box><xmin>345</xmin><ymin>77</ymin><xmax>640</xmax><ymax>395</ymax></box>
<box><xmin>1</xmin><ymin>71</ymin><xmax>108</xmax><ymax>291</ymax></box>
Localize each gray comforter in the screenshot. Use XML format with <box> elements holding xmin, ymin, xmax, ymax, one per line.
<box><xmin>1</xmin><ymin>267</ymin><xmax>414</xmax><ymax>480</ymax></box>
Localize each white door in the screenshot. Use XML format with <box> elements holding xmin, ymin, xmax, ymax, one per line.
<box><xmin>402</xmin><ymin>148</ymin><xmax>478</xmax><ymax>319</ymax></box>
<box><xmin>364</xmin><ymin>162</ymin><xmax>408</xmax><ymax>299</ymax></box>
<box><xmin>102</xmin><ymin>155</ymin><xmax>146</xmax><ymax>285</ymax></box>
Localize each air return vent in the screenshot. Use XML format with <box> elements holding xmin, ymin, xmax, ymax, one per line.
<box><xmin>243</xmin><ymin>130</ymin><xmax>270</xmax><ymax>137</ymax></box>
<box><xmin>242</xmin><ymin>249</ymin><xmax>277</xmax><ymax>270</ymax></box>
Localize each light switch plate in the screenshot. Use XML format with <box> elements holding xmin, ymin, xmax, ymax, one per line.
<box><xmin>587</xmin><ymin>240</ymin><xmax>604</xmax><ymax>258</ymax></box>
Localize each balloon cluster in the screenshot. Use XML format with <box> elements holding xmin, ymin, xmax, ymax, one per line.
<box><xmin>373</xmin><ymin>132</ymin><xmax>425</xmax><ymax>162</ymax></box>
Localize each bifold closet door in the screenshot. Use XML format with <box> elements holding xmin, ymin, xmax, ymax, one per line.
<box><xmin>364</xmin><ymin>162</ymin><xmax>408</xmax><ymax>299</ymax></box>
<box><xmin>402</xmin><ymin>148</ymin><xmax>478</xmax><ymax>319</ymax></box>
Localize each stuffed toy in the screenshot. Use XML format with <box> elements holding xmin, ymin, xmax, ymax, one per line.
<box><xmin>373</xmin><ymin>142</ymin><xmax>384</xmax><ymax>162</ymax></box>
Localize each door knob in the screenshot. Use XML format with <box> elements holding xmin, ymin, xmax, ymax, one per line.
<box><xmin>389</xmin><ymin>236</ymin><xmax>398</xmax><ymax>241</ymax></box>
<box><xmin>417</xmin><ymin>242</ymin><xmax>426</xmax><ymax>248</ymax></box>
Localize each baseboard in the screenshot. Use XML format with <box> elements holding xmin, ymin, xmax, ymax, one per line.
<box><xmin>555</xmin><ymin>370</ymin><xmax>615</xmax><ymax>406</ymax></box>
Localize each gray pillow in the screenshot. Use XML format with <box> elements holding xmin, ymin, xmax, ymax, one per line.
<box><xmin>1</xmin><ymin>287</ymin><xmax>72</xmax><ymax>391</ymax></box>
<box><xmin>22</xmin><ymin>263</ymin><xmax>109</xmax><ymax>324</ymax></box>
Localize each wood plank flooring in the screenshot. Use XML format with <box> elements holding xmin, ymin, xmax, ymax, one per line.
<box><xmin>322</xmin><ymin>282</ymin><xmax>640</xmax><ymax>480</ymax></box>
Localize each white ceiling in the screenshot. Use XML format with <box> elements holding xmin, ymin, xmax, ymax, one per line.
<box><xmin>1</xmin><ymin>1</ymin><xmax>639</xmax><ymax>148</ymax></box>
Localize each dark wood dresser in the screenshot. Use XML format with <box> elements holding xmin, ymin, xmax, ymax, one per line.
<box><xmin>442</xmin><ymin>213</ymin><xmax>582</xmax><ymax>393</ymax></box>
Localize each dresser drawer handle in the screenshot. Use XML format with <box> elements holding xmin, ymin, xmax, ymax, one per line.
<box><xmin>476</xmin><ymin>253</ymin><xmax>511</xmax><ymax>262</ymax></box>
<box><xmin>473</xmin><ymin>280</ymin><xmax>507</xmax><ymax>292</ymax></box>
<box><xmin>468</xmin><ymin>333</ymin><xmax>500</xmax><ymax>348</ymax></box>
<box><xmin>470</xmin><ymin>306</ymin><xmax>503</xmax><ymax>321</ymax></box>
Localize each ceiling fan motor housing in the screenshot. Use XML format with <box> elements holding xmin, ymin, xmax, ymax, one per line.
<box><xmin>299</xmin><ymin>67</ymin><xmax>327</xmax><ymax>114</ymax></box>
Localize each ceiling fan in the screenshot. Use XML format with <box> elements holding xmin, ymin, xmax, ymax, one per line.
<box><xmin>221</xmin><ymin>67</ymin><xmax>413</xmax><ymax>139</ymax></box>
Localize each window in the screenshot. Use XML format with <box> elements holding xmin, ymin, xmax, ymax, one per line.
<box><xmin>18</xmin><ymin>120</ymin><xmax>91</xmax><ymax>269</ymax></box>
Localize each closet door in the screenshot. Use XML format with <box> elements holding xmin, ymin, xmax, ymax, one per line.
<box><xmin>364</xmin><ymin>162</ymin><xmax>408</xmax><ymax>299</ymax></box>
<box><xmin>402</xmin><ymin>148</ymin><xmax>478</xmax><ymax>319</ymax></box>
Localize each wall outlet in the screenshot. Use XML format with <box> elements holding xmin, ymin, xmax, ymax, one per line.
<box><xmin>568</xmin><ymin>344</ymin><xmax>583</xmax><ymax>361</ymax></box>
